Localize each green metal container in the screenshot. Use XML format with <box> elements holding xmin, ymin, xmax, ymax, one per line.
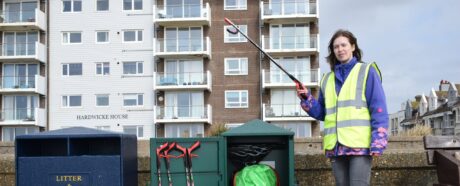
<box><xmin>222</xmin><ymin>119</ymin><xmax>295</xmax><ymax>186</ymax></box>
<box><xmin>150</xmin><ymin>137</ymin><xmax>226</xmax><ymax>186</ymax></box>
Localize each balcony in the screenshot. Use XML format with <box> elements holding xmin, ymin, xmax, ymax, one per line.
<box><xmin>0</xmin><ymin>42</ymin><xmax>46</xmax><ymax>63</ymax></box>
<box><xmin>154</xmin><ymin>71</ymin><xmax>212</xmax><ymax>91</ymax></box>
<box><xmin>0</xmin><ymin>108</ymin><xmax>46</xmax><ymax>127</ymax></box>
<box><xmin>442</xmin><ymin>127</ymin><xmax>455</xmax><ymax>136</ymax></box>
<box><xmin>262</xmin><ymin>103</ymin><xmax>315</xmax><ymax>122</ymax></box>
<box><xmin>262</xmin><ymin>69</ymin><xmax>320</xmax><ymax>88</ymax></box>
<box><xmin>260</xmin><ymin>1</ymin><xmax>318</xmax><ymax>23</ymax></box>
<box><xmin>153</xmin><ymin>37</ymin><xmax>211</xmax><ymax>59</ymax></box>
<box><xmin>0</xmin><ymin>75</ymin><xmax>46</xmax><ymax>95</ymax></box>
<box><xmin>261</xmin><ymin>35</ymin><xmax>319</xmax><ymax>56</ymax></box>
<box><xmin>0</xmin><ymin>9</ymin><xmax>46</xmax><ymax>31</ymax></box>
<box><xmin>153</xmin><ymin>3</ymin><xmax>211</xmax><ymax>26</ymax></box>
<box><xmin>155</xmin><ymin>104</ymin><xmax>212</xmax><ymax>124</ymax></box>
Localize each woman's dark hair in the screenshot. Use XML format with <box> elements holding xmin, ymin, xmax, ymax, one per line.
<box><xmin>326</xmin><ymin>29</ymin><xmax>362</xmax><ymax>72</ymax></box>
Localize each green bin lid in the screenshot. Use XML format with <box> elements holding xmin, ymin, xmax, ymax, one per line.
<box><xmin>222</xmin><ymin>119</ymin><xmax>294</xmax><ymax>136</ymax></box>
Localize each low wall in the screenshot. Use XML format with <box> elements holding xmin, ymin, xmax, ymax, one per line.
<box><xmin>0</xmin><ymin>137</ymin><xmax>438</xmax><ymax>185</ymax></box>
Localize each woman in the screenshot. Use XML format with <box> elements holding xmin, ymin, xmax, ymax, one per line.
<box><xmin>296</xmin><ymin>30</ymin><xmax>388</xmax><ymax>186</ymax></box>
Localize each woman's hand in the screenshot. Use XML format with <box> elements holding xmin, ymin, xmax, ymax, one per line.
<box><xmin>296</xmin><ymin>83</ymin><xmax>309</xmax><ymax>100</ymax></box>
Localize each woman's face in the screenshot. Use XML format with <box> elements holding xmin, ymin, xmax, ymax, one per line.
<box><xmin>333</xmin><ymin>36</ymin><xmax>355</xmax><ymax>63</ymax></box>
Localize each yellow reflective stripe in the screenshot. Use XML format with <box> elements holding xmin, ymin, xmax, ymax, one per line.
<box><xmin>337</xmin><ymin>100</ymin><xmax>367</xmax><ymax>108</ymax></box>
<box><xmin>321</xmin><ymin>72</ymin><xmax>332</xmax><ymax>92</ymax></box>
<box><xmin>326</xmin><ymin>107</ymin><xmax>336</xmax><ymax>115</ymax></box>
<box><xmin>337</xmin><ymin>119</ymin><xmax>371</xmax><ymax>128</ymax></box>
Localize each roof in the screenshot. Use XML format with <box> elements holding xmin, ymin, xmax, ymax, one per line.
<box><xmin>422</xmin><ymin>102</ymin><xmax>451</xmax><ymax>117</ymax></box>
<box><xmin>456</xmin><ymin>84</ymin><xmax>460</xmax><ymax>95</ymax></box>
<box><xmin>222</xmin><ymin>119</ymin><xmax>294</xmax><ymax>136</ymax></box>
<box><xmin>16</xmin><ymin>127</ymin><xmax>125</xmax><ymax>139</ymax></box>
<box><xmin>435</xmin><ymin>91</ymin><xmax>448</xmax><ymax>99</ymax></box>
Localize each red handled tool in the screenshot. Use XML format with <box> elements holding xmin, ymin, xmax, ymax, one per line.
<box><xmin>224</xmin><ymin>18</ymin><xmax>308</xmax><ymax>99</ymax></box>
<box><xmin>156</xmin><ymin>142</ymin><xmax>169</xmax><ymax>186</ymax></box>
<box><xmin>176</xmin><ymin>141</ymin><xmax>201</xmax><ymax>186</ymax></box>
<box><xmin>163</xmin><ymin>142</ymin><xmax>177</xmax><ymax>186</ymax></box>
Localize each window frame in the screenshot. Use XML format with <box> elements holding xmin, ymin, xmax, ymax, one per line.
<box><xmin>95</xmin><ymin>62</ymin><xmax>110</xmax><ymax>76</ymax></box>
<box><xmin>122</xmin><ymin>30</ymin><xmax>143</xmax><ymax>43</ymax></box>
<box><xmin>224</xmin><ymin>25</ymin><xmax>247</xmax><ymax>43</ymax></box>
<box><xmin>225</xmin><ymin>90</ymin><xmax>248</xmax><ymax>108</ymax></box>
<box><xmin>95</xmin><ymin>31</ymin><xmax>109</xmax><ymax>44</ymax></box>
<box><xmin>123</xmin><ymin>125</ymin><xmax>144</xmax><ymax>138</ymax></box>
<box><xmin>62</xmin><ymin>95</ymin><xmax>82</xmax><ymax>108</ymax></box>
<box><xmin>224</xmin><ymin>0</ymin><xmax>247</xmax><ymax>10</ymax></box>
<box><xmin>224</xmin><ymin>57</ymin><xmax>248</xmax><ymax>75</ymax></box>
<box><xmin>95</xmin><ymin>94</ymin><xmax>109</xmax><ymax>107</ymax></box>
<box><xmin>62</xmin><ymin>32</ymin><xmax>82</xmax><ymax>44</ymax></box>
<box><xmin>123</xmin><ymin>93</ymin><xmax>144</xmax><ymax>107</ymax></box>
<box><xmin>123</xmin><ymin>0</ymin><xmax>143</xmax><ymax>11</ymax></box>
<box><xmin>96</xmin><ymin>0</ymin><xmax>109</xmax><ymax>11</ymax></box>
<box><xmin>62</xmin><ymin>63</ymin><xmax>83</xmax><ymax>76</ymax></box>
<box><xmin>122</xmin><ymin>61</ymin><xmax>143</xmax><ymax>75</ymax></box>
<box><xmin>62</xmin><ymin>0</ymin><xmax>82</xmax><ymax>13</ymax></box>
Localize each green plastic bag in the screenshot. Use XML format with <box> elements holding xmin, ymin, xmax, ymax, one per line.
<box><xmin>234</xmin><ymin>164</ymin><xmax>277</xmax><ymax>186</ymax></box>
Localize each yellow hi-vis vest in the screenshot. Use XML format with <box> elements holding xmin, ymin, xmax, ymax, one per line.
<box><xmin>321</xmin><ymin>62</ymin><xmax>381</xmax><ymax>150</ymax></box>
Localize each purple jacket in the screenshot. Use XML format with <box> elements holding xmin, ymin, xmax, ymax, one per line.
<box><xmin>301</xmin><ymin>57</ymin><xmax>389</xmax><ymax>157</ymax></box>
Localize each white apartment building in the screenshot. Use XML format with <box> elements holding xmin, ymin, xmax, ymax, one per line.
<box><xmin>49</xmin><ymin>0</ymin><xmax>155</xmax><ymax>139</ymax></box>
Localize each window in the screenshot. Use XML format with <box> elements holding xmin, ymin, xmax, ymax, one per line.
<box><xmin>96</xmin><ymin>62</ymin><xmax>110</xmax><ymax>75</ymax></box>
<box><xmin>274</xmin><ymin>122</ymin><xmax>311</xmax><ymax>138</ymax></box>
<box><xmin>225</xmin><ymin>58</ymin><xmax>248</xmax><ymax>75</ymax></box>
<box><xmin>63</xmin><ymin>0</ymin><xmax>82</xmax><ymax>12</ymax></box>
<box><xmin>164</xmin><ymin>27</ymin><xmax>202</xmax><ymax>52</ymax></box>
<box><xmin>96</xmin><ymin>94</ymin><xmax>109</xmax><ymax>106</ymax></box>
<box><xmin>123</xmin><ymin>30</ymin><xmax>142</xmax><ymax>42</ymax></box>
<box><xmin>2</xmin><ymin>127</ymin><xmax>38</xmax><ymax>142</ymax></box>
<box><xmin>165</xmin><ymin>124</ymin><xmax>204</xmax><ymax>138</ymax></box>
<box><xmin>62</xmin><ymin>95</ymin><xmax>82</xmax><ymax>107</ymax></box>
<box><xmin>270</xmin><ymin>24</ymin><xmax>309</xmax><ymax>49</ymax></box>
<box><xmin>123</xmin><ymin>0</ymin><xmax>142</xmax><ymax>11</ymax></box>
<box><xmin>62</xmin><ymin>63</ymin><xmax>82</xmax><ymax>76</ymax></box>
<box><xmin>123</xmin><ymin>61</ymin><xmax>143</xmax><ymax>75</ymax></box>
<box><xmin>96</xmin><ymin>31</ymin><xmax>109</xmax><ymax>43</ymax></box>
<box><xmin>123</xmin><ymin>93</ymin><xmax>143</xmax><ymax>106</ymax></box>
<box><xmin>225</xmin><ymin>90</ymin><xmax>248</xmax><ymax>108</ymax></box>
<box><xmin>62</xmin><ymin>32</ymin><xmax>82</xmax><ymax>44</ymax></box>
<box><xmin>225</xmin><ymin>123</ymin><xmax>243</xmax><ymax>129</ymax></box>
<box><xmin>96</xmin><ymin>0</ymin><xmax>109</xmax><ymax>11</ymax></box>
<box><xmin>123</xmin><ymin>126</ymin><xmax>144</xmax><ymax>138</ymax></box>
<box><xmin>224</xmin><ymin>25</ymin><xmax>247</xmax><ymax>43</ymax></box>
<box><xmin>224</xmin><ymin>0</ymin><xmax>246</xmax><ymax>10</ymax></box>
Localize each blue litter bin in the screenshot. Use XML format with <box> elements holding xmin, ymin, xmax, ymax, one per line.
<box><xmin>15</xmin><ymin>127</ymin><xmax>137</xmax><ymax>186</ymax></box>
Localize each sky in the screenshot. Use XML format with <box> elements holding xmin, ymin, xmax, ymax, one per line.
<box><xmin>318</xmin><ymin>0</ymin><xmax>460</xmax><ymax>113</ymax></box>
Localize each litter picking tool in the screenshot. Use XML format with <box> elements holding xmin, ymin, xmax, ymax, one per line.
<box><xmin>156</xmin><ymin>142</ymin><xmax>169</xmax><ymax>186</ymax></box>
<box><xmin>224</xmin><ymin>18</ymin><xmax>308</xmax><ymax>99</ymax></box>
<box><xmin>163</xmin><ymin>142</ymin><xmax>177</xmax><ymax>186</ymax></box>
<box><xmin>176</xmin><ymin>141</ymin><xmax>201</xmax><ymax>186</ymax></box>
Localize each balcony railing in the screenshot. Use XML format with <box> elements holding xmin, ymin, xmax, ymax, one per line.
<box><xmin>262</xmin><ymin>35</ymin><xmax>318</xmax><ymax>50</ymax></box>
<box><xmin>264</xmin><ymin>104</ymin><xmax>308</xmax><ymax>118</ymax></box>
<box><xmin>0</xmin><ymin>42</ymin><xmax>36</xmax><ymax>56</ymax></box>
<box><xmin>155</xmin><ymin>71</ymin><xmax>210</xmax><ymax>85</ymax></box>
<box><xmin>0</xmin><ymin>10</ymin><xmax>36</xmax><ymax>23</ymax></box>
<box><xmin>263</xmin><ymin>69</ymin><xmax>319</xmax><ymax>85</ymax></box>
<box><xmin>156</xmin><ymin>105</ymin><xmax>211</xmax><ymax>121</ymax></box>
<box><xmin>0</xmin><ymin>108</ymin><xmax>37</xmax><ymax>121</ymax></box>
<box><xmin>153</xmin><ymin>37</ymin><xmax>211</xmax><ymax>58</ymax></box>
<box><xmin>0</xmin><ymin>76</ymin><xmax>36</xmax><ymax>89</ymax></box>
<box><xmin>154</xmin><ymin>3</ymin><xmax>210</xmax><ymax>19</ymax></box>
<box><xmin>262</xmin><ymin>1</ymin><xmax>317</xmax><ymax>16</ymax></box>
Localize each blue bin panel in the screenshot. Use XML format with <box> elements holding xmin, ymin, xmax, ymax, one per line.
<box><xmin>17</xmin><ymin>156</ymin><xmax>121</xmax><ymax>186</ymax></box>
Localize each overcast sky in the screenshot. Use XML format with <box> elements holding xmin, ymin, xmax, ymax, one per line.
<box><xmin>318</xmin><ymin>0</ymin><xmax>460</xmax><ymax>113</ymax></box>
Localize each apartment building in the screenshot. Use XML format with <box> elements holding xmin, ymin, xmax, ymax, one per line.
<box><xmin>49</xmin><ymin>0</ymin><xmax>155</xmax><ymax>139</ymax></box>
<box><xmin>0</xmin><ymin>0</ymin><xmax>47</xmax><ymax>141</ymax></box>
<box><xmin>45</xmin><ymin>0</ymin><xmax>320</xmax><ymax>139</ymax></box>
